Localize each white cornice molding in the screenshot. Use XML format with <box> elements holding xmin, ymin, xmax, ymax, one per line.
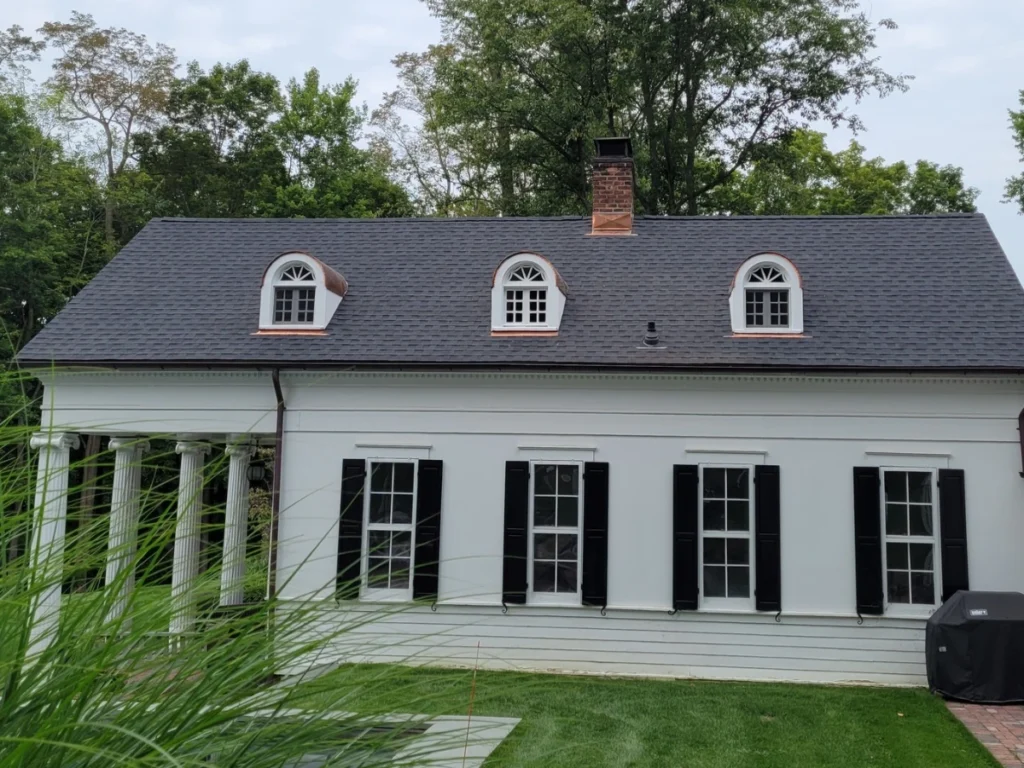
<box><xmin>33</xmin><ymin>367</ymin><xmax>1024</xmax><ymax>389</ymax></box>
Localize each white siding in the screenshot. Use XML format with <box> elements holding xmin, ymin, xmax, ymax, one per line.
<box><xmin>37</xmin><ymin>370</ymin><xmax>1024</xmax><ymax>685</ymax></box>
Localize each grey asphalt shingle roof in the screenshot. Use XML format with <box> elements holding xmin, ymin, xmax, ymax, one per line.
<box><xmin>18</xmin><ymin>213</ymin><xmax>1024</xmax><ymax>370</ymax></box>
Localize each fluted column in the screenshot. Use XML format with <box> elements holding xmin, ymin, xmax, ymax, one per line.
<box><xmin>27</xmin><ymin>431</ymin><xmax>79</xmax><ymax>659</ymax></box>
<box><xmin>170</xmin><ymin>440</ymin><xmax>210</xmax><ymax>639</ymax></box>
<box><xmin>104</xmin><ymin>437</ymin><xmax>149</xmax><ymax>630</ymax></box>
<box><xmin>220</xmin><ymin>440</ymin><xmax>254</xmax><ymax>606</ymax></box>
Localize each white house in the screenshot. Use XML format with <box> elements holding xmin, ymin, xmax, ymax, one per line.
<box><xmin>19</xmin><ymin>138</ymin><xmax>1024</xmax><ymax>685</ymax></box>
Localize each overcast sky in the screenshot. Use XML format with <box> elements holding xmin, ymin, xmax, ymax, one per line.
<box><xmin>12</xmin><ymin>0</ymin><xmax>1024</xmax><ymax>280</ymax></box>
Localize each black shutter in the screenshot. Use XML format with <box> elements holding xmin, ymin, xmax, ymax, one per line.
<box><xmin>754</xmin><ymin>465</ymin><xmax>782</xmax><ymax>613</ymax></box>
<box><xmin>337</xmin><ymin>459</ymin><xmax>366</xmax><ymax>599</ymax></box>
<box><xmin>502</xmin><ymin>461</ymin><xmax>530</xmax><ymax>605</ymax></box>
<box><xmin>673</xmin><ymin>465</ymin><xmax>700</xmax><ymax>611</ymax></box>
<box><xmin>938</xmin><ymin>469</ymin><xmax>969</xmax><ymax>602</ymax></box>
<box><xmin>581</xmin><ymin>462</ymin><xmax>609</xmax><ymax>608</ymax></box>
<box><xmin>413</xmin><ymin>459</ymin><xmax>444</xmax><ymax>602</ymax></box>
<box><xmin>853</xmin><ymin>466</ymin><xmax>884</xmax><ymax>615</ymax></box>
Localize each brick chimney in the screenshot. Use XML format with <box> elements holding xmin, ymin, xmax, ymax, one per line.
<box><xmin>591</xmin><ymin>137</ymin><xmax>634</xmax><ymax>235</ymax></box>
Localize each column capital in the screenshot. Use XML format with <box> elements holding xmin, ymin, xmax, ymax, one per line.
<box><xmin>30</xmin><ymin>432</ymin><xmax>79</xmax><ymax>452</ymax></box>
<box><xmin>175</xmin><ymin>441</ymin><xmax>211</xmax><ymax>457</ymax></box>
<box><xmin>225</xmin><ymin>439</ymin><xmax>256</xmax><ymax>458</ymax></box>
<box><xmin>109</xmin><ymin>437</ymin><xmax>151</xmax><ymax>455</ymax></box>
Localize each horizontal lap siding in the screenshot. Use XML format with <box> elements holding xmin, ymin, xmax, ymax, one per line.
<box><xmin>292</xmin><ymin>604</ymin><xmax>927</xmax><ymax>686</ymax></box>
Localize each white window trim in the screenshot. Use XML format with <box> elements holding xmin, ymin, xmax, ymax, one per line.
<box><xmin>527</xmin><ymin>460</ymin><xmax>584</xmax><ymax>606</ymax></box>
<box><xmin>698</xmin><ymin>463</ymin><xmax>756</xmax><ymax>611</ymax></box>
<box><xmin>729</xmin><ymin>253</ymin><xmax>803</xmax><ymax>334</ymax></box>
<box><xmin>880</xmin><ymin>467</ymin><xmax>942</xmax><ymax>618</ymax></box>
<box><xmin>491</xmin><ymin>253</ymin><xmax>566</xmax><ymax>332</ymax></box>
<box><xmin>361</xmin><ymin>458</ymin><xmax>418</xmax><ymax>603</ymax></box>
<box><xmin>259</xmin><ymin>252</ymin><xmax>343</xmax><ymax>331</ymax></box>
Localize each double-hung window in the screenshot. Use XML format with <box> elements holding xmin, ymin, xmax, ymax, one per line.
<box><xmin>528</xmin><ymin>463</ymin><xmax>581</xmax><ymax>603</ymax></box>
<box><xmin>364</xmin><ymin>461</ymin><xmax>417</xmax><ymax>599</ymax></box>
<box><xmin>700</xmin><ymin>466</ymin><xmax>754</xmax><ymax>608</ymax></box>
<box><xmin>882</xmin><ymin>469</ymin><xmax>940</xmax><ymax>609</ymax></box>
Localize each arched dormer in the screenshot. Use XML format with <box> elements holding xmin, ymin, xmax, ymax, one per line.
<box><xmin>491</xmin><ymin>252</ymin><xmax>567</xmax><ymax>333</ymax></box>
<box><xmin>729</xmin><ymin>253</ymin><xmax>803</xmax><ymax>334</ymax></box>
<box><xmin>259</xmin><ymin>252</ymin><xmax>348</xmax><ymax>331</ymax></box>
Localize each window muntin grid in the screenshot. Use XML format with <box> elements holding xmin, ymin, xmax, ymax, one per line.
<box><xmin>365</xmin><ymin>461</ymin><xmax>417</xmax><ymax>593</ymax></box>
<box><xmin>530</xmin><ymin>463</ymin><xmax>581</xmax><ymax>597</ymax></box>
<box><xmin>745</xmin><ymin>289</ymin><xmax>789</xmax><ymax>327</ymax></box>
<box><xmin>700</xmin><ymin>466</ymin><xmax>753</xmax><ymax>603</ymax></box>
<box><xmin>272</xmin><ymin>262</ymin><xmax>317</xmax><ymax>325</ymax></box>
<box><xmin>882</xmin><ymin>470</ymin><xmax>939</xmax><ymax>607</ymax></box>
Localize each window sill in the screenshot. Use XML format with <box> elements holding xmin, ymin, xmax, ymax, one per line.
<box><xmin>359</xmin><ymin>592</ymin><xmax>414</xmax><ymax>604</ymax></box>
<box><xmin>883</xmin><ymin>605</ymin><xmax>938</xmax><ymax>620</ymax></box>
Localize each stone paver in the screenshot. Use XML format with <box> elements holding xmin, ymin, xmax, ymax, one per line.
<box><xmin>947</xmin><ymin>701</ymin><xmax>1024</xmax><ymax>766</ymax></box>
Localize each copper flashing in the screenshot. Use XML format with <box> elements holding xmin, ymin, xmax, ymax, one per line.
<box><xmin>491</xmin><ymin>252</ymin><xmax>568</xmax><ymax>295</ymax></box>
<box><xmin>589</xmin><ymin>211</ymin><xmax>634</xmax><ymax>235</ymax></box>
<box><xmin>261</xmin><ymin>251</ymin><xmax>349</xmax><ymax>297</ymax></box>
<box><xmin>252</xmin><ymin>330</ymin><xmax>328</xmax><ymax>337</ymax></box>
<box><xmin>730</xmin><ymin>333</ymin><xmax>808</xmax><ymax>339</ymax></box>
<box><xmin>490</xmin><ymin>330</ymin><xmax>559</xmax><ymax>338</ymax></box>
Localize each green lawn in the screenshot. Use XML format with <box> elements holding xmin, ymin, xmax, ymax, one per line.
<box><xmin>296</xmin><ymin>665</ymin><xmax>997</xmax><ymax>768</ymax></box>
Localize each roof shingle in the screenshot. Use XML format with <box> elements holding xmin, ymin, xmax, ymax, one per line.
<box><xmin>18</xmin><ymin>213</ymin><xmax>1024</xmax><ymax>371</ymax></box>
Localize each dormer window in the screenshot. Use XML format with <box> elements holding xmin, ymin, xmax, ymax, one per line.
<box><xmin>491</xmin><ymin>253</ymin><xmax>567</xmax><ymax>333</ymax></box>
<box><xmin>259</xmin><ymin>252</ymin><xmax>348</xmax><ymax>332</ymax></box>
<box><xmin>505</xmin><ymin>264</ymin><xmax>547</xmax><ymax>325</ymax></box>
<box><xmin>730</xmin><ymin>254</ymin><xmax>803</xmax><ymax>335</ymax></box>
<box><xmin>744</xmin><ymin>266</ymin><xmax>788</xmax><ymax>328</ymax></box>
<box><xmin>273</xmin><ymin>264</ymin><xmax>317</xmax><ymax>324</ymax></box>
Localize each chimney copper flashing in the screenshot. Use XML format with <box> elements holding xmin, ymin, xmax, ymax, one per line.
<box><xmin>591</xmin><ymin>137</ymin><xmax>634</xmax><ymax>236</ymax></box>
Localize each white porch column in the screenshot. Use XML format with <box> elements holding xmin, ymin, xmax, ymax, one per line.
<box><xmin>104</xmin><ymin>437</ymin><xmax>149</xmax><ymax>629</ymax></box>
<box><xmin>170</xmin><ymin>440</ymin><xmax>210</xmax><ymax>638</ymax></box>
<box><xmin>27</xmin><ymin>431</ymin><xmax>80</xmax><ymax>659</ymax></box>
<box><xmin>220</xmin><ymin>440</ymin><xmax>254</xmax><ymax>606</ymax></box>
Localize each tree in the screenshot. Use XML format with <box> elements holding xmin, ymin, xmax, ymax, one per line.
<box><xmin>710</xmin><ymin>129</ymin><xmax>977</xmax><ymax>215</ymax></box>
<box><xmin>134</xmin><ymin>60</ymin><xmax>286</xmax><ymax>220</ymax></box>
<box><xmin>371</xmin><ymin>47</ymin><xmax>502</xmax><ymax>215</ymax></box>
<box><xmin>270</xmin><ymin>68</ymin><xmax>412</xmax><ymax>218</ymax></box>
<box><xmin>1005</xmin><ymin>91</ymin><xmax>1024</xmax><ymax>214</ymax></box>
<box><xmin>387</xmin><ymin>0</ymin><xmax>907</xmax><ymax>216</ymax></box>
<box><xmin>39</xmin><ymin>12</ymin><xmax>176</xmax><ymax>244</ymax></box>
<box><xmin>0</xmin><ymin>25</ymin><xmax>44</xmax><ymax>89</ymax></box>
<box><xmin>0</xmin><ymin>95</ymin><xmax>103</xmax><ymax>416</ymax></box>
<box><xmin>134</xmin><ymin>62</ymin><xmax>412</xmax><ymax>221</ymax></box>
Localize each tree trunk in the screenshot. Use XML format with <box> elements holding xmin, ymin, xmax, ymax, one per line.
<box><xmin>104</xmin><ymin>196</ymin><xmax>115</xmax><ymax>245</ymax></box>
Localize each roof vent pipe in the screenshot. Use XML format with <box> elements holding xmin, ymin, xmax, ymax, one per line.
<box><xmin>643</xmin><ymin>321</ymin><xmax>659</xmax><ymax>347</ymax></box>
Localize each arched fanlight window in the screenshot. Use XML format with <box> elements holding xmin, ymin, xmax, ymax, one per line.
<box><xmin>729</xmin><ymin>254</ymin><xmax>803</xmax><ymax>334</ymax></box>
<box><xmin>273</xmin><ymin>262</ymin><xmax>317</xmax><ymax>324</ymax></box>
<box><xmin>491</xmin><ymin>253</ymin><xmax>567</xmax><ymax>333</ymax></box>
<box><xmin>744</xmin><ymin>265</ymin><xmax>790</xmax><ymax>328</ymax></box>
<box><xmin>504</xmin><ymin>264</ymin><xmax>548</xmax><ymax>325</ymax></box>
<box><xmin>258</xmin><ymin>252</ymin><xmax>348</xmax><ymax>331</ymax></box>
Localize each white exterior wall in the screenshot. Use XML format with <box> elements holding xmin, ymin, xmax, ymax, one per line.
<box><xmin>37</xmin><ymin>370</ymin><xmax>1024</xmax><ymax>685</ymax></box>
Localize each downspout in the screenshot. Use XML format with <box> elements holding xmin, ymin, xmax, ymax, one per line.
<box><xmin>267</xmin><ymin>369</ymin><xmax>285</xmax><ymax>598</ymax></box>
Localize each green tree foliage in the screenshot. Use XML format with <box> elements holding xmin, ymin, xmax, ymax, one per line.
<box><xmin>0</xmin><ymin>95</ymin><xmax>103</xmax><ymax>418</ymax></box>
<box><xmin>134</xmin><ymin>62</ymin><xmax>412</xmax><ymax>223</ymax></box>
<box><xmin>393</xmin><ymin>0</ymin><xmax>907</xmax><ymax>215</ymax></box>
<box><xmin>1005</xmin><ymin>91</ymin><xmax>1024</xmax><ymax>214</ymax></box>
<box><xmin>711</xmin><ymin>130</ymin><xmax>978</xmax><ymax>215</ymax></box>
